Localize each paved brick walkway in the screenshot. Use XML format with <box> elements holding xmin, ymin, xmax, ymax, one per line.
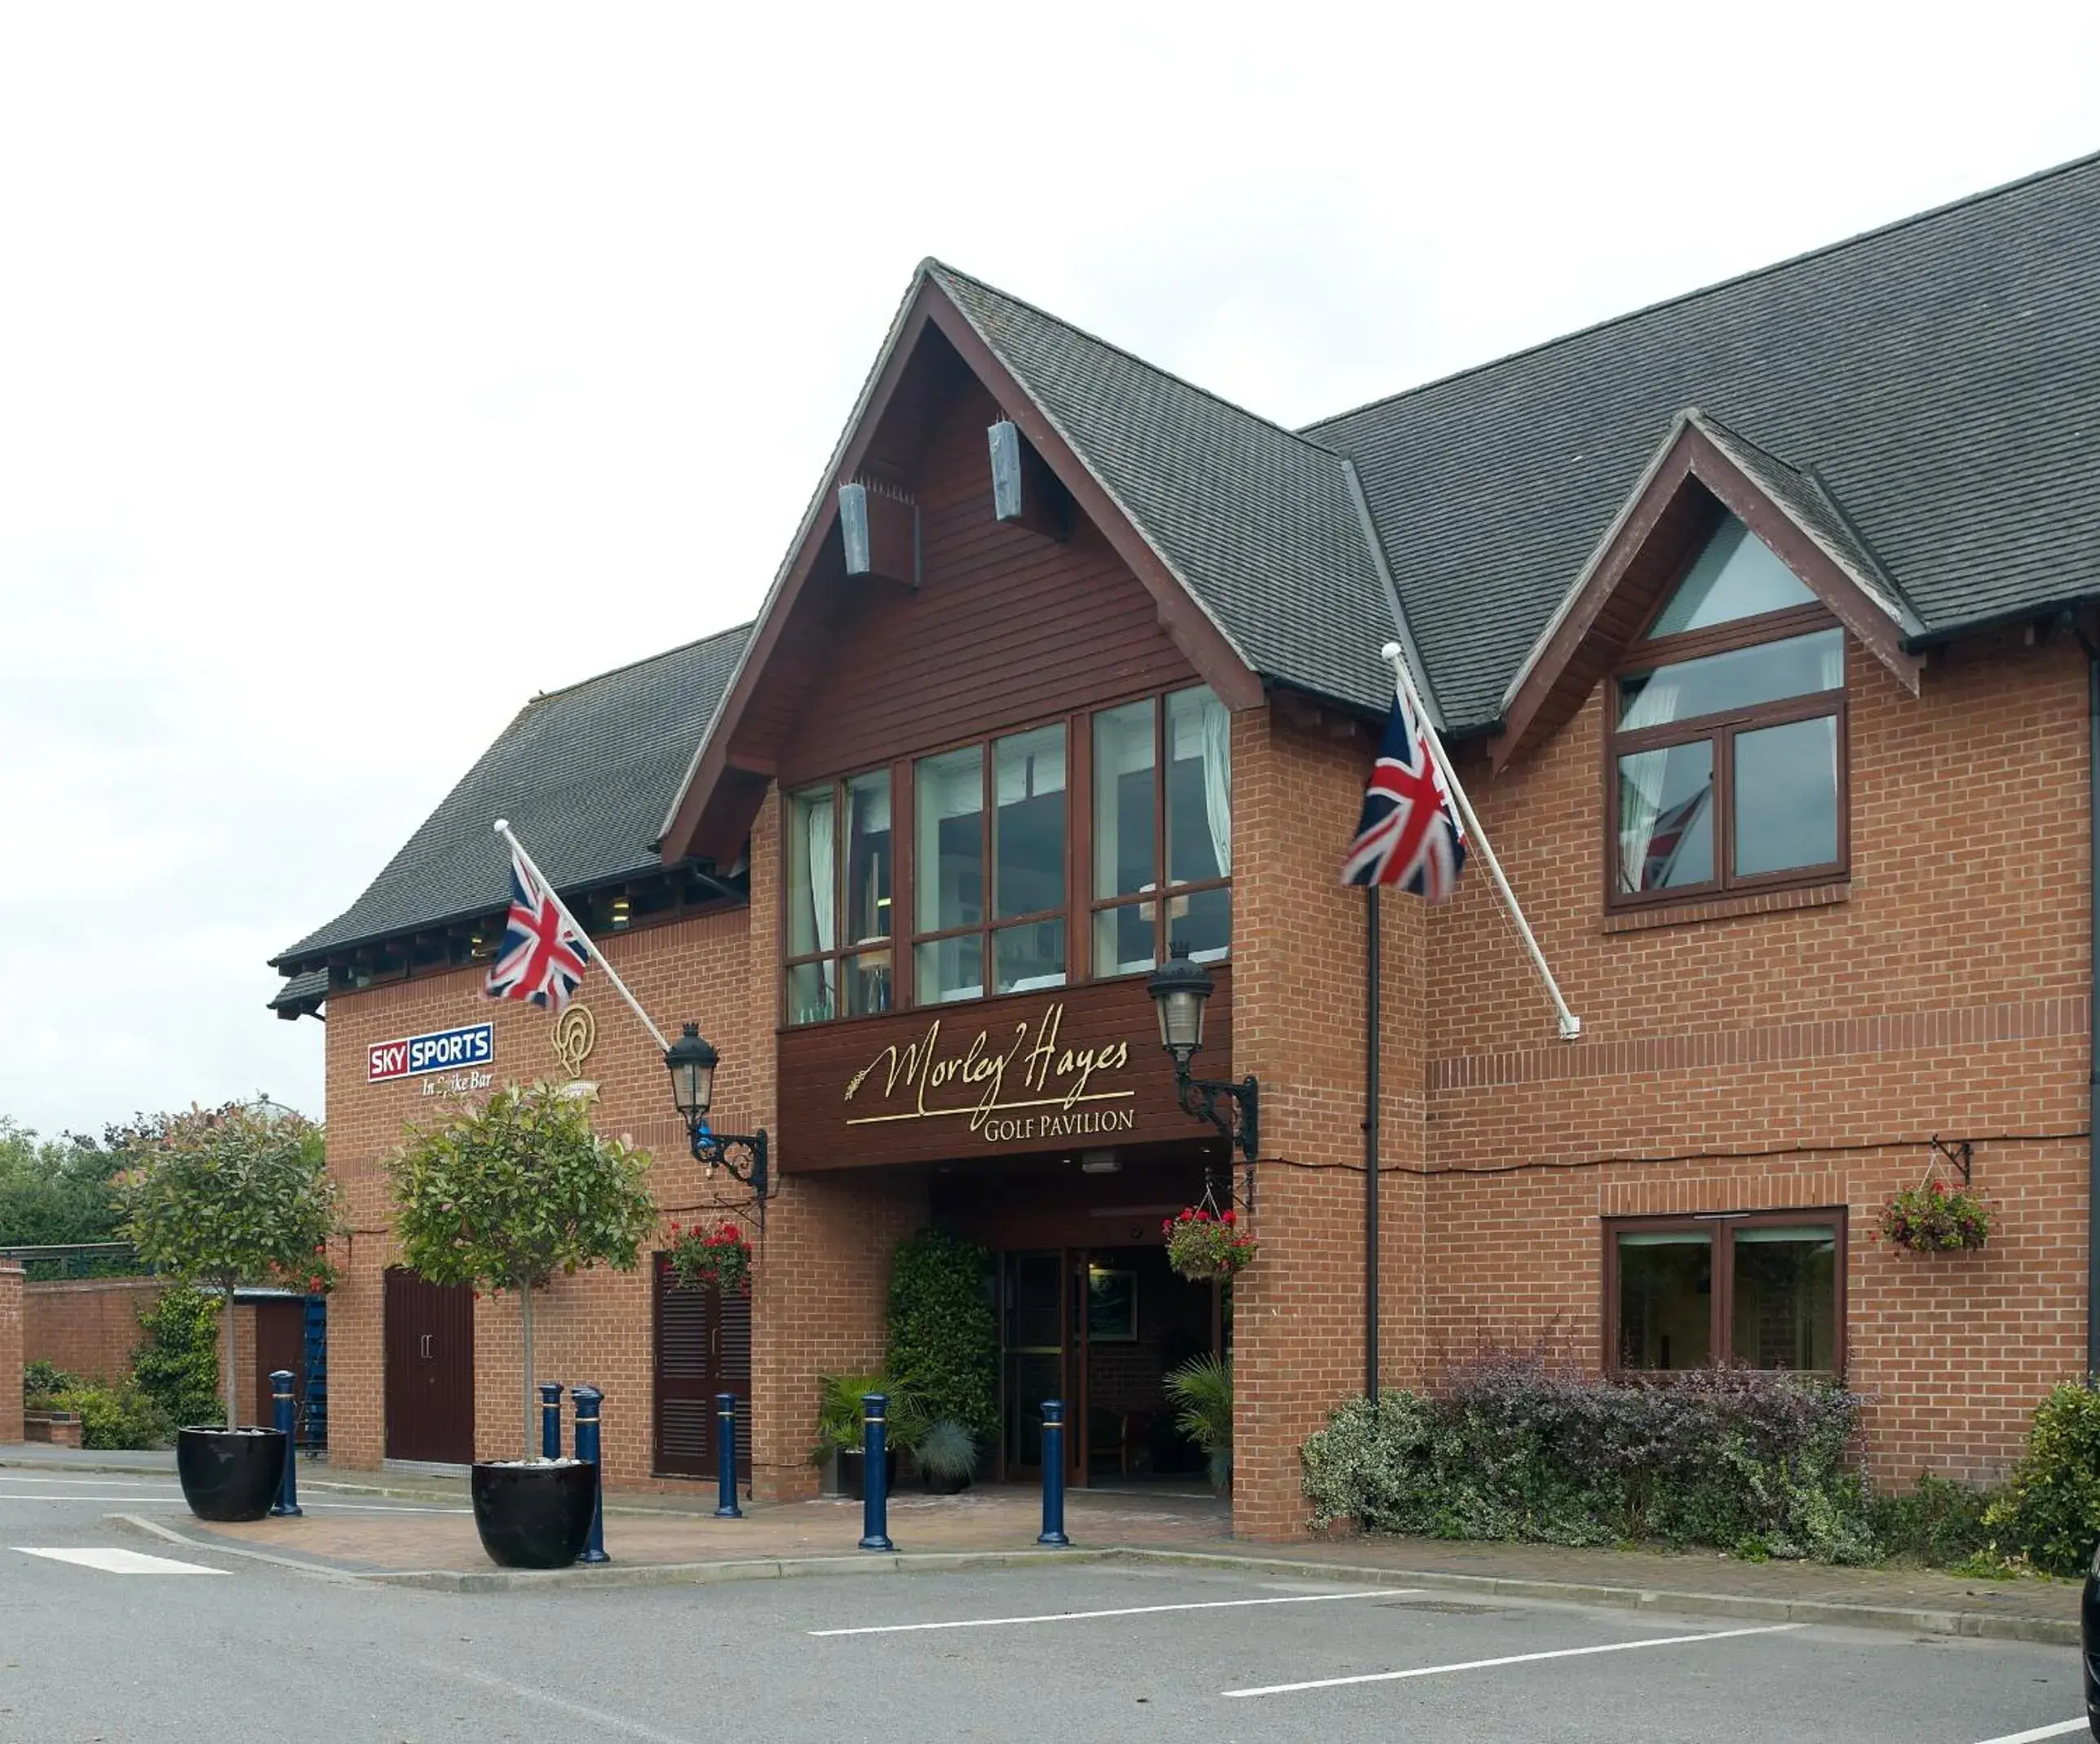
<box><xmin>113</xmin><ymin>1466</ymin><xmax>2079</xmax><ymax>1641</ymax></box>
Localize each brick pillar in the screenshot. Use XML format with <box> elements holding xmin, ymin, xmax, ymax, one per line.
<box><xmin>1227</xmin><ymin>704</ymin><xmax>1431</xmax><ymax>1540</ymax></box>
<box><xmin>0</xmin><ymin>1265</ymin><xmax>24</xmax><ymax>1446</ymax></box>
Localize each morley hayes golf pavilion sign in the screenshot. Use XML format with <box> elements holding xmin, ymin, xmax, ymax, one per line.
<box><xmin>776</xmin><ymin>974</ymin><xmax>1231</xmax><ymax>1169</ymax></box>
<box><xmin>847</xmin><ymin>1000</ymin><xmax>1135</xmax><ymax>1146</ymax></box>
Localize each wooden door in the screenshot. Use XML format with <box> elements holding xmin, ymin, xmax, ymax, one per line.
<box><xmin>383</xmin><ymin>1269</ymin><xmax>475</xmax><ymax>1464</ymax></box>
<box><xmin>652</xmin><ymin>1255</ymin><xmax>754</xmax><ymax>1480</ymax></box>
<box><xmin>252</xmin><ymin>1300</ymin><xmax>306</xmax><ymax>1430</ymax></box>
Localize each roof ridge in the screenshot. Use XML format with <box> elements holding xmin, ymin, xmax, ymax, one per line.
<box><xmin>924</xmin><ymin>258</ymin><xmax>1346</xmax><ymax>458</ymax></box>
<box><xmin>1302</xmin><ymin>146</ymin><xmax>2100</xmax><ymax>435</ymax></box>
<box><xmin>529</xmin><ymin>619</ymin><xmax>753</xmax><ymax>704</ymax></box>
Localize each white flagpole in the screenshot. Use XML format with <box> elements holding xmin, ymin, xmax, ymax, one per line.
<box><xmin>1379</xmin><ymin>643</ymin><xmax>1581</xmax><ymax>1042</ymax></box>
<box><xmin>493</xmin><ymin>819</ymin><xmax>672</xmax><ymax>1053</ymax></box>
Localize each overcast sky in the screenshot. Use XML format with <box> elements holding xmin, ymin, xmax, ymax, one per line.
<box><xmin>4</xmin><ymin>4</ymin><xmax>2097</xmax><ymax>1141</ymax></box>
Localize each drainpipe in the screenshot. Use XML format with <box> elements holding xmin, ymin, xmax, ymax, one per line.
<box><xmin>2075</xmin><ymin>617</ymin><xmax>2100</xmax><ymax>1378</ymax></box>
<box><xmin>1364</xmin><ymin>884</ymin><xmax>1381</xmax><ymax>1399</ymax></box>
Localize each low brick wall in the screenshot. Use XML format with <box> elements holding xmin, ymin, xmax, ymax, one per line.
<box><xmin>0</xmin><ymin>1265</ymin><xmax>23</xmax><ymax>1444</ymax></box>
<box><xmin>22</xmin><ymin>1277</ymin><xmax>168</xmax><ymax>1384</ymax></box>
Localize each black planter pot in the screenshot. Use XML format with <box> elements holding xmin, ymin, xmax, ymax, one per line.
<box><xmin>838</xmin><ymin>1447</ymin><xmax>899</xmax><ymax>1501</ymax></box>
<box><xmin>470</xmin><ymin>1461</ymin><xmax>598</xmax><ymax>1570</ymax></box>
<box><xmin>176</xmin><ymin>1426</ymin><xmax>287</xmax><ymax>1522</ymax></box>
<box><xmin>921</xmin><ymin>1468</ymin><xmax>972</xmax><ymax>1495</ymax></box>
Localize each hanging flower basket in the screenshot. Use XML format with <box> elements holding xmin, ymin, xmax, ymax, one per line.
<box><xmin>1162</xmin><ymin>1207</ymin><xmax>1255</xmax><ymax>1282</ymax></box>
<box><xmin>1878</xmin><ymin>1179</ymin><xmax>1993</xmax><ymax>1254</ymax></box>
<box><xmin>667</xmin><ymin>1221</ymin><xmax>754</xmax><ymax>1294</ymax></box>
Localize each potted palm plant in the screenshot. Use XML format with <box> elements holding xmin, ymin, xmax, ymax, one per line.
<box><xmin>1165</xmin><ymin>1353</ymin><xmax>1233</xmax><ymax>1495</ymax></box>
<box><xmin>388</xmin><ymin>1081</ymin><xmax>657</xmax><ymax>1568</ymax></box>
<box><xmin>114</xmin><ymin>1101</ymin><xmax>338</xmax><ymax>1521</ymax></box>
<box><xmin>812</xmin><ymin>1370</ymin><xmax>922</xmax><ymax>1499</ymax></box>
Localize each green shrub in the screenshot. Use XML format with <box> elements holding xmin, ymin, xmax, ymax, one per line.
<box><xmin>22</xmin><ymin>1359</ymin><xmax>79</xmax><ymax>1406</ymax></box>
<box><xmin>886</xmin><ymin>1230</ymin><xmax>997</xmax><ymax>1448</ymax></box>
<box><xmin>1302</xmin><ymin>1356</ymin><xmax>1875</xmax><ymax>1564</ymax></box>
<box><xmin>1984</xmin><ymin>1380</ymin><xmax>2100</xmax><ymax>1575</ymax></box>
<box><xmin>47</xmin><ymin>1382</ymin><xmax>170</xmax><ymax>1450</ymax></box>
<box><xmin>1868</xmin><ymin>1474</ymin><xmax>2000</xmax><ymax>1567</ymax></box>
<box><xmin>131</xmin><ymin>1287</ymin><xmax>225</xmax><ymax>1429</ymax></box>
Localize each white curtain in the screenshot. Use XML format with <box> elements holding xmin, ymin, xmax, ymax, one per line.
<box><xmin>807</xmin><ymin>793</ymin><xmax>836</xmax><ymax>957</ymax></box>
<box><xmin>1616</xmin><ymin>675</ymin><xmax>1683</xmax><ymax>892</ymax></box>
<box><xmin>1199</xmin><ymin>697</ymin><xmax>1231</xmax><ymax>877</ymax></box>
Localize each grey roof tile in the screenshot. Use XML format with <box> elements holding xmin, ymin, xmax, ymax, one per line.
<box><xmin>1308</xmin><ymin>152</ymin><xmax>2100</xmax><ymax>730</ymax></box>
<box><xmin>272</xmin><ymin>623</ymin><xmax>749</xmax><ymax>968</ymax></box>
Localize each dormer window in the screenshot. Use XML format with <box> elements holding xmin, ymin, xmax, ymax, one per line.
<box><xmin>1610</xmin><ymin>517</ymin><xmax>1846</xmax><ymax>904</ymax></box>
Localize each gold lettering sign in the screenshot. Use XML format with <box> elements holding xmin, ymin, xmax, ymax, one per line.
<box><xmin>552</xmin><ymin>1004</ymin><xmax>597</xmax><ymax>1079</ymax></box>
<box><xmin>843</xmin><ymin>1001</ymin><xmax>1137</xmax><ymax>1146</ymax></box>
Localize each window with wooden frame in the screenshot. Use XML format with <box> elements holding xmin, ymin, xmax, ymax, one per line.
<box><xmin>1606</xmin><ymin>1210</ymin><xmax>1845</xmax><ymax>1375</ymax></box>
<box><xmin>784</xmin><ymin>769</ymin><xmax>894</xmax><ymax>1024</ymax></box>
<box><xmin>780</xmin><ymin>683</ymin><xmax>1232</xmax><ymax>1025</ymax></box>
<box><xmin>1609</xmin><ymin>516</ymin><xmax>1846</xmax><ymax>906</ymax></box>
<box><xmin>914</xmin><ymin>724</ymin><xmax>1069</xmax><ymax>1005</ymax></box>
<box><xmin>1091</xmin><ymin>686</ymin><xmax>1231</xmax><ymax>976</ymax></box>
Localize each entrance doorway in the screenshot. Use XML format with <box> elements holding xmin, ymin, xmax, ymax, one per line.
<box><xmin>382</xmin><ymin>1268</ymin><xmax>475</xmax><ymax>1464</ymax></box>
<box><xmin>997</xmin><ymin>1244</ymin><xmax>1218</xmax><ymax>1483</ymax></box>
<box><xmin>652</xmin><ymin>1253</ymin><xmax>753</xmax><ymax>1480</ymax></box>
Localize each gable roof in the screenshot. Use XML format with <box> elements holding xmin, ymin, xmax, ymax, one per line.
<box><xmin>270</xmin><ymin>622</ymin><xmax>750</xmax><ymax>976</ymax></box>
<box><xmin>927</xmin><ymin>265</ymin><xmax>1408</xmax><ymax>717</ymax></box>
<box><xmin>1310</xmin><ymin>150</ymin><xmax>2100</xmax><ymax>732</ymax></box>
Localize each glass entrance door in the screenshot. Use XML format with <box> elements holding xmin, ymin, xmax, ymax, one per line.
<box><xmin>1000</xmin><ymin>1250</ymin><xmax>1075</xmax><ymax>1477</ymax></box>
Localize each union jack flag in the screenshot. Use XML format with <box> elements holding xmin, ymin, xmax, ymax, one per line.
<box><xmin>484</xmin><ymin>846</ymin><xmax>592</xmax><ymax>1013</ymax></box>
<box><xmin>1342</xmin><ymin>678</ymin><xmax>1468</xmax><ymax>898</ymax></box>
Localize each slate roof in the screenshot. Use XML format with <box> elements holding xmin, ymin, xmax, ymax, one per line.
<box><xmin>1307</xmin><ymin>152</ymin><xmax>2100</xmax><ymax>731</ymax></box>
<box><xmin>930</xmin><ymin>264</ymin><xmax>1410</xmax><ymax>716</ymax></box>
<box><xmin>269</xmin><ymin>623</ymin><xmax>750</xmax><ymax>974</ymax></box>
<box><xmin>267</xmin><ymin>967</ymin><xmax>329</xmax><ymax>1019</ymax></box>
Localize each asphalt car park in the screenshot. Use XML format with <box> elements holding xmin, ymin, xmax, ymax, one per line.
<box><xmin>0</xmin><ymin>1473</ymin><xmax>2087</xmax><ymax>1742</ymax></box>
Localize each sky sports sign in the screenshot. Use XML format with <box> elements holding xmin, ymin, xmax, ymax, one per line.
<box><xmin>368</xmin><ymin>1022</ymin><xmax>495</xmax><ymax>1084</ymax></box>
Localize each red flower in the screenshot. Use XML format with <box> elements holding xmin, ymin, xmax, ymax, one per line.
<box><xmin>1930</xmin><ymin>1180</ymin><xmax>1944</xmax><ymax>1194</ymax></box>
<box><xmin>720</xmin><ymin>1225</ymin><xmax>741</xmax><ymax>1242</ymax></box>
<box><xmin>1221</xmin><ymin>1210</ymin><xmax>1236</xmax><ymax>1225</ymax></box>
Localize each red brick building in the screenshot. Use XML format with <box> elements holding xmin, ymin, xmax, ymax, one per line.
<box><xmin>272</xmin><ymin>157</ymin><xmax>2100</xmax><ymax>1539</ymax></box>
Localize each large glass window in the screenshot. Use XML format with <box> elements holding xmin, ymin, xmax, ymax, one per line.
<box><xmin>783</xmin><ymin>685</ymin><xmax>1230</xmax><ymax>1020</ymax></box>
<box><xmin>785</xmin><ymin>770</ymin><xmax>892</xmax><ymax>1025</ymax></box>
<box><xmin>1093</xmin><ymin>686</ymin><xmax>1231</xmax><ymax>974</ymax></box>
<box><xmin>1609</xmin><ymin>1212</ymin><xmax>1842</xmax><ymax>1374</ymax></box>
<box><xmin>1611</xmin><ymin>516</ymin><xmax>1845</xmax><ymax>904</ymax></box>
<box><xmin>913</xmin><ymin>727</ymin><xmax>1068</xmax><ymax>1003</ymax></box>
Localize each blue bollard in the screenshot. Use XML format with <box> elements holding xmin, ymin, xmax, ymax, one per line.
<box><xmin>1037</xmin><ymin>1399</ymin><xmax>1069</xmax><ymax>1547</ymax></box>
<box><xmin>268</xmin><ymin>1369</ymin><xmax>302</xmax><ymax>1517</ymax></box>
<box><xmin>572</xmin><ymin>1384</ymin><xmax>609</xmax><ymax>1565</ymax></box>
<box><xmin>714</xmin><ymin>1393</ymin><xmax>744</xmax><ymax>1519</ymax></box>
<box><xmin>858</xmin><ymin>1393</ymin><xmax>895</xmax><ymax>1552</ymax></box>
<box><xmin>538</xmin><ymin>1382</ymin><xmax>564</xmax><ymax>1461</ymax></box>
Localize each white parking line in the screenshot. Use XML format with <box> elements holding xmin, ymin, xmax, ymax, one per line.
<box><xmin>812</xmin><ymin>1588</ymin><xmax>1411</xmax><ymax>1636</ymax></box>
<box><xmin>1966</xmin><ymin>1722</ymin><xmax>2088</xmax><ymax>1744</ymax></box>
<box><xmin>1222</xmin><ymin>1621</ymin><xmax>1805</xmax><ymax>1698</ymax></box>
<box><xmin>15</xmin><ymin>1546</ymin><xmax>226</xmax><ymax>1574</ymax></box>
<box><xmin>0</xmin><ymin>1493</ymin><xmax>179</xmax><ymax>1503</ymax></box>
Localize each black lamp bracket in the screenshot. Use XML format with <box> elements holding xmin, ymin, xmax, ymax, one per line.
<box><xmin>1174</xmin><ymin>1061</ymin><xmax>1258</xmax><ymax>1197</ymax></box>
<box><xmin>1927</xmin><ymin>1134</ymin><xmax>1974</xmax><ymax>1188</ymax></box>
<box><xmin>686</xmin><ymin>1120</ymin><xmax>771</xmax><ymax>1232</ymax></box>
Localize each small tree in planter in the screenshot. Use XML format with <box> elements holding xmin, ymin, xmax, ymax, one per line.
<box><xmin>114</xmin><ymin>1100</ymin><xmax>337</xmax><ymax>1521</ymax></box>
<box><xmin>387</xmin><ymin>1081</ymin><xmax>657</xmax><ymax>1568</ymax></box>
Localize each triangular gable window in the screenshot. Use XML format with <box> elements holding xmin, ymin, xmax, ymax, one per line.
<box><xmin>1648</xmin><ymin>517</ymin><xmax>1815</xmax><ymax>637</ymax></box>
<box><xmin>1610</xmin><ymin>513</ymin><xmax>1846</xmax><ymax>907</ymax></box>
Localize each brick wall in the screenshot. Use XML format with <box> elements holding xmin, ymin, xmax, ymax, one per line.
<box><xmin>0</xmin><ymin>1265</ymin><xmax>22</xmax><ymax>1445</ymax></box>
<box><xmin>21</xmin><ymin>1278</ymin><xmax>169</xmax><ymax>1384</ymax></box>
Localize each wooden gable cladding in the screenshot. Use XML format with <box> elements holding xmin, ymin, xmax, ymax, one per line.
<box><xmin>777</xmin><ymin>969</ymin><xmax>1230</xmax><ymax>1171</ymax></box>
<box><xmin>779</xmin><ymin>375</ymin><xmax>1200</xmax><ymax>784</ymax></box>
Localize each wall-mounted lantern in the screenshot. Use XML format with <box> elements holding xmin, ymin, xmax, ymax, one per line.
<box><xmin>664</xmin><ymin>1022</ymin><xmax>771</xmax><ymax>1222</ymax></box>
<box><xmin>1147</xmin><ymin>943</ymin><xmax>1259</xmax><ymax>1180</ymax></box>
